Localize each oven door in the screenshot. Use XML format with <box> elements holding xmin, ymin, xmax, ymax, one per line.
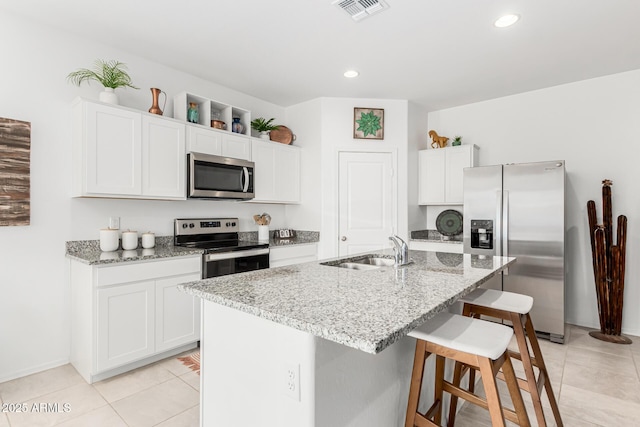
<box><xmin>188</xmin><ymin>152</ymin><xmax>254</xmax><ymax>200</ymax></box>
<box><xmin>203</xmin><ymin>248</ymin><xmax>269</xmax><ymax>279</ymax></box>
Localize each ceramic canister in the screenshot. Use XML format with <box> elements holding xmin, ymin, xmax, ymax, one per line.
<box><xmin>121</xmin><ymin>230</ymin><xmax>139</xmax><ymax>250</ymax></box>
<box><xmin>258</xmin><ymin>225</ymin><xmax>270</xmax><ymax>242</ymax></box>
<box><xmin>142</xmin><ymin>232</ymin><xmax>155</xmax><ymax>249</ymax></box>
<box><xmin>99</xmin><ymin>229</ymin><xmax>119</xmax><ymax>252</ymax></box>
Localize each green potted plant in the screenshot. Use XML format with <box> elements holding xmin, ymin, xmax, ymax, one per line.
<box><xmin>67</xmin><ymin>59</ymin><xmax>138</xmax><ymax>105</ymax></box>
<box><xmin>250</xmin><ymin>117</ymin><xmax>280</xmax><ymax>139</ymax></box>
<box><xmin>452</xmin><ymin>135</ymin><xmax>462</xmax><ymax>146</ymax></box>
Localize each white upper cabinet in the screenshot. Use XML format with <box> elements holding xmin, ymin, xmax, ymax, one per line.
<box><xmin>142</xmin><ymin>116</ymin><xmax>185</xmax><ymax>198</ymax></box>
<box><xmin>418</xmin><ymin>145</ymin><xmax>478</xmax><ymax>205</ymax></box>
<box><xmin>250</xmin><ymin>139</ymin><xmax>301</xmax><ymax>204</ymax></box>
<box><xmin>72</xmin><ymin>98</ymin><xmax>186</xmax><ymax>200</ymax></box>
<box><xmin>186</xmin><ymin>125</ymin><xmax>251</xmax><ymax>161</ymax></box>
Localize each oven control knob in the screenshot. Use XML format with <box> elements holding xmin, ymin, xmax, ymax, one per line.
<box><xmin>226</xmin><ymin>222</ymin><xmax>230</xmax><ymax>227</ymax></box>
<box><xmin>232</xmin><ymin>222</ymin><xmax>236</xmax><ymax>226</ymax></box>
<box><xmin>189</xmin><ymin>223</ymin><xmax>195</xmax><ymax>228</ymax></box>
<box><xmin>182</xmin><ymin>224</ymin><xmax>188</xmax><ymax>229</ymax></box>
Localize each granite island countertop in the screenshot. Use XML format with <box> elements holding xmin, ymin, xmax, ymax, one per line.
<box><xmin>179</xmin><ymin>250</ymin><xmax>515</xmax><ymax>354</ymax></box>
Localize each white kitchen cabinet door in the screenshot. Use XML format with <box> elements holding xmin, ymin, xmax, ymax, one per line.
<box><xmin>269</xmin><ymin>244</ymin><xmax>317</xmax><ymax>268</ymax></box>
<box><xmin>221</xmin><ymin>134</ymin><xmax>251</xmax><ymax>160</ymax></box>
<box><xmin>141</xmin><ymin>116</ymin><xmax>186</xmax><ymax>199</ymax></box>
<box><xmin>83</xmin><ymin>101</ymin><xmax>142</xmax><ymax>196</ymax></box>
<box><xmin>96</xmin><ymin>281</ymin><xmax>155</xmax><ymax>372</ymax></box>
<box><xmin>155</xmin><ymin>273</ymin><xmax>201</xmax><ymax>352</ymax></box>
<box><xmin>186</xmin><ymin>125</ymin><xmax>222</xmax><ymax>156</ymax></box>
<box><xmin>418</xmin><ymin>145</ymin><xmax>478</xmax><ymax>205</ymax></box>
<box><xmin>250</xmin><ymin>139</ymin><xmax>301</xmax><ymax>203</ymax></box>
<box><xmin>418</xmin><ymin>149</ymin><xmax>445</xmax><ymax>204</ymax></box>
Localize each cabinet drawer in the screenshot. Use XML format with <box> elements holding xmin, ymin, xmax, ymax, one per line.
<box><xmin>97</xmin><ymin>256</ymin><xmax>201</xmax><ymax>287</ymax></box>
<box><xmin>270</xmin><ymin>244</ymin><xmax>317</xmax><ymax>267</ymax></box>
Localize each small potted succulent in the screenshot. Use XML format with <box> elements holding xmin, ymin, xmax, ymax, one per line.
<box><xmin>67</xmin><ymin>59</ymin><xmax>138</xmax><ymax>105</ymax></box>
<box><xmin>452</xmin><ymin>135</ymin><xmax>462</xmax><ymax>146</ymax></box>
<box><xmin>250</xmin><ymin>117</ymin><xmax>280</xmax><ymax>139</ymax></box>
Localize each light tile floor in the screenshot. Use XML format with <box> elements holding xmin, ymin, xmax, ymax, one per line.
<box><xmin>0</xmin><ymin>351</ymin><xmax>200</xmax><ymax>427</ymax></box>
<box><xmin>1</xmin><ymin>324</ymin><xmax>639</xmax><ymax>426</ymax></box>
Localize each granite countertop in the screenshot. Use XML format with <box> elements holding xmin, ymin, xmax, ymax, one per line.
<box><xmin>179</xmin><ymin>250</ymin><xmax>515</xmax><ymax>354</ymax></box>
<box><xmin>410</xmin><ymin>229</ymin><xmax>463</xmax><ymax>244</ymax></box>
<box><xmin>66</xmin><ymin>231</ymin><xmax>320</xmax><ymax>265</ymax></box>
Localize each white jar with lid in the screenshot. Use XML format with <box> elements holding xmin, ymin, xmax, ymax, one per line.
<box><xmin>99</xmin><ymin>229</ymin><xmax>119</xmax><ymax>252</ymax></box>
<box><xmin>142</xmin><ymin>232</ymin><xmax>155</xmax><ymax>249</ymax></box>
<box><xmin>121</xmin><ymin>230</ymin><xmax>138</xmax><ymax>250</ymax></box>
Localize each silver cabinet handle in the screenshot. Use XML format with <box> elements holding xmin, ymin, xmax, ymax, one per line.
<box><xmin>341</xmin><ymin>236</ymin><xmax>347</xmax><ymax>241</ymax></box>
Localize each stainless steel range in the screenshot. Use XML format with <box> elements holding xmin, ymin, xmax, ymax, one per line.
<box><xmin>174</xmin><ymin>218</ymin><xmax>269</xmax><ymax>279</ymax></box>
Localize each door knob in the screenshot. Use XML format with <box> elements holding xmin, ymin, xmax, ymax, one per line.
<box><xmin>341</xmin><ymin>236</ymin><xmax>347</xmax><ymax>241</ymax></box>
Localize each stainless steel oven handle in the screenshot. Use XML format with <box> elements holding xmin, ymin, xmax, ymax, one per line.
<box><xmin>204</xmin><ymin>248</ymin><xmax>269</xmax><ymax>262</ymax></box>
<box><xmin>242</xmin><ymin>167</ymin><xmax>249</xmax><ymax>192</ymax></box>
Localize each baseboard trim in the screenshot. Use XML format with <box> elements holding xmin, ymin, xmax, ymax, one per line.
<box><xmin>0</xmin><ymin>357</ymin><xmax>69</xmax><ymax>384</ymax></box>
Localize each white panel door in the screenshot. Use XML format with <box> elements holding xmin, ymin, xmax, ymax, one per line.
<box><xmin>155</xmin><ymin>273</ymin><xmax>201</xmax><ymax>352</ymax></box>
<box><xmin>338</xmin><ymin>152</ymin><xmax>395</xmax><ymax>256</ymax></box>
<box><xmin>251</xmin><ymin>139</ymin><xmax>276</xmax><ymax>201</ymax></box>
<box><xmin>445</xmin><ymin>147</ymin><xmax>471</xmax><ymax>203</ymax></box>
<box><xmin>274</xmin><ymin>145</ymin><xmax>301</xmax><ymax>203</ymax></box>
<box><xmin>86</xmin><ymin>102</ymin><xmax>141</xmax><ymax>195</ymax></box>
<box><xmin>222</xmin><ymin>134</ymin><xmax>251</xmax><ymax>160</ymax></box>
<box><xmin>96</xmin><ymin>281</ymin><xmax>155</xmax><ymax>371</ymax></box>
<box><xmin>419</xmin><ymin>149</ymin><xmax>445</xmax><ymax>204</ymax></box>
<box><xmin>142</xmin><ymin>116</ymin><xmax>186</xmax><ymax>199</ymax></box>
<box><xmin>186</xmin><ymin>125</ymin><xmax>222</xmax><ymax>156</ymax></box>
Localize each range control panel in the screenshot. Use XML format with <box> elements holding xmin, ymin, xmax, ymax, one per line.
<box><xmin>175</xmin><ymin>218</ymin><xmax>239</xmax><ymax>236</ymax></box>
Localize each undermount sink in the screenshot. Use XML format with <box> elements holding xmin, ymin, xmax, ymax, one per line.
<box><xmin>320</xmin><ymin>254</ymin><xmax>397</xmax><ymax>270</ymax></box>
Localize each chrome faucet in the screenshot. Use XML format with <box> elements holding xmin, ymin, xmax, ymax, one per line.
<box><xmin>389</xmin><ymin>235</ymin><xmax>410</xmax><ymax>266</ymax></box>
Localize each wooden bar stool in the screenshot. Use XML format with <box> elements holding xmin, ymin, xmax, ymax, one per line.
<box><xmin>449</xmin><ymin>289</ymin><xmax>563</xmax><ymax>427</ymax></box>
<box><xmin>405</xmin><ymin>312</ymin><xmax>530</xmax><ymax>427</ymax></box>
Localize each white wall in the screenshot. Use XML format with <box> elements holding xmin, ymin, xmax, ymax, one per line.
<box><xmin>0</xmin><ymin>12</ymin><xmax>288</xmax><ymax>382</ymax></box>
<box><xmin>407</xmin><ymin>102</ymin><xmax>431</xmax><ymax>233</ymax></box>
<box><xmin>427</xmin><ymin>69</ymin><xmax>640</xmax><ymax>334</ymax></box>
<box><xmin>286</xmin><ymin>98</ymin><xmax>409</xmax><ymax>259</ymax></box>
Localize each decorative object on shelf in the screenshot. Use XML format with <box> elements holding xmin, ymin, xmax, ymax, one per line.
<box><xmin>211</xmin><ymin>120</ymin><xmax>225</xmax><ymax>129</ymax></box>
<box><xmin>269</xmin><ymin>125</ymin><xmax>296</xmax><ymax>145</ymax></box>
<box><xmin>428</xmin><ymin>130</ymin><xmax>449</xmax><ymax>148</ymax></box>
<box><xmin>67</xmin><ymin>59</ymin><xmax>138</xmax><ymax>105</ymax></box>
<box><xmin>435</xmin><ymin>209</ymin><xmax>463</xmax><ymax>237</ymax></box>
<box><xmin>353</xmin><ymin>107</ymin><xmax>384</xmax><ymax>140</ymax></box>
<box><xmin>187</xmin><ymin>102</ymin><xmax>199</xmax><ymax>123</ymax></box>
<box><xmin>251</xmin><ymin>117</ymin><xmax>279</xmax><ymax>139</ymax></box>
<box><xmin>587</xmin><ymin>179</ymin><xmax>631</xmax><ymax>344</ymax></box>
<box><xmin>232</xmin><ymin>117</ymin><xmax>244</xmax><ymax>134</ymax></box>
<box><xmin>273</xmin><ymin>229</ymin><xmax>297</xmax><ymax>240</ymax></box>
<box><xmin>148</xmin><ymin>88</ymin><xmax>166</xmax><ymax>115</ymax></box>
<box><xmin>452</xmin><ymin>135</ymin><xmax>462</xmax><ymax>146</ymax></box>
<box><xmin>0</xmin><ymin>117</ymin><xmax>30</xmax><ymax>226</ymax></box>
<box><xmin>253</xmin><ymin>212</ymin><xmax>271</xmax><ymax>242</ymax></box>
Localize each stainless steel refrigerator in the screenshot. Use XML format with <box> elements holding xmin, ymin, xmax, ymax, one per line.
<box><xmin>463</xmin><ymin>161</ymin><xmax>565</xmax><ymax>343</ymax></box>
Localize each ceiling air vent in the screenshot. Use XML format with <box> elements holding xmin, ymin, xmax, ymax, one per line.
<box><xmin>333</xmin><ymin>0</ymin><xmax>389</xmax><ymax>22</ymax></box>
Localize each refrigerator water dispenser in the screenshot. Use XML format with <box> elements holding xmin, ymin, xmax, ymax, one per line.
<box><xmin>470</xmin><ymin>220</ymin><xmax>493</xmax><ymax>250</ymax></box>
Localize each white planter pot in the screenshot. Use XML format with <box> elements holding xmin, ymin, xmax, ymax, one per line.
<box><xmin>99</xmin><ymin>87</ymin><xmax>119</xmax><ymax>105</ymax></box>
<box><xmin>260</xmin><ymin>131</ymin><xmax>270</xmax><ymax>140</ymax></box>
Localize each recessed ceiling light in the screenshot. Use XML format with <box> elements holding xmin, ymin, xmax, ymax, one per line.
<box><xmin>344</xmin><ymin>70</ymin><xmax>359</xmax><ymax>78</ymax></box>
<box><xmin>494</xmin><ymin>14</ymin><xmax>520</xmax><ymax>28</ymax></box>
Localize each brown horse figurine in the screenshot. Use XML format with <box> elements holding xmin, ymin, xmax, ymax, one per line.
<box><xmin>429</xmin><ymin>130</ymin><xmax>449</xmax><ymax>148</ymax></box>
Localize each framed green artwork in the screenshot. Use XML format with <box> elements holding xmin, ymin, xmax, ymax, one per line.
<box><xmin>353</xmin><ymin>108</ymin><xmax>384</xmax><ymax>140</ymax></box>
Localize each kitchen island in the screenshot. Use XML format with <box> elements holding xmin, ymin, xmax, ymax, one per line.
<box><xmin>179</xmin><ymin>250</ymin><xmax>514</xmax><ymax>427</ymax></box>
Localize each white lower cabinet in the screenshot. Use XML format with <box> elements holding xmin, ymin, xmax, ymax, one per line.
<box><xmin>270</xmin><ymin>243</ymin><xmax>317</xmax><ymax>268</ymax></box>
<box><xmin>70</xmin><ymin>256</ymin><xmax>201</xmax><ymax>383</ymax></box>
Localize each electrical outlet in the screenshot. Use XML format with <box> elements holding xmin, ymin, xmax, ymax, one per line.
<box><xmin>109</xmin><ymin>216</ymin><xmax>120</xmax><ymax>230</ymax></box>
<box><xmin>282</xmin><ymin>362</ymin><xmax>300</xmax><ymax>401</ymax></box>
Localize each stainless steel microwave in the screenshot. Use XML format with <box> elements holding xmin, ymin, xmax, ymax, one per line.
<box><xmin>187</xmin><ymin>152</ymin><xmax>254</xmax><ymax>200</ymax></box>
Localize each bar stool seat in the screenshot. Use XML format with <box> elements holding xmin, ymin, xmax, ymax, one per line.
<box><xmin>452</xmin><ymin>288</ymin><xmax>563</xmax><ymax>427</ymax></box>
<box><xmin>405</xmin><ymin>312</ymin><xmax>530</xmax><ymax>427</ymax></box>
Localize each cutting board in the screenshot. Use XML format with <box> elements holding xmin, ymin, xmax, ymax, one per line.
<box><xmin>269</xmin><ymin>125</ymin><xmax>295</xmax><ymax>145</ymax></box>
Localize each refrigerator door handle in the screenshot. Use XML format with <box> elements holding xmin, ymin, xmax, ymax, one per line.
<box><xmin>495</xmin><ymin>190</ymin><xmax>502</xmax><ymax>257</ymax></box>
<box><xmin>503</xmin><ymin>190</ymin><xmax>509</xmax><ymax>274</ymax></box>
